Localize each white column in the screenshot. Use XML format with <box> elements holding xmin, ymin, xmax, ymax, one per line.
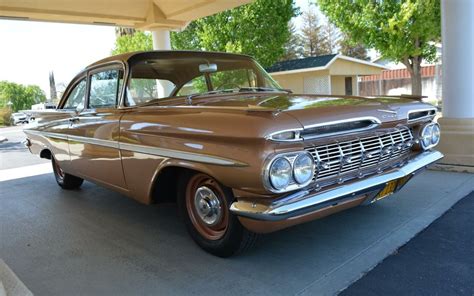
<box><xmin>437</xmin><ymin>0</ymin><xmax>474</xmax><ymax>169</ymax></box>
<box><xmin>151</xmin><ymin>29</ymin><xmax>174</xmax><ymax>97</ymax></box>
<box><xmin>152</xmin><ymin>30</ymin><xmax>171</xmax><ymax>50</ymax></box>
<box><xmin>354</xmin><ymin>75</ymin><xmax>359</xmax><ymax>96</ymax></box>
<box><xmin>441</xmin><ymin>0</ymin><xmax>474</xmax><ymax>118</ymax></box>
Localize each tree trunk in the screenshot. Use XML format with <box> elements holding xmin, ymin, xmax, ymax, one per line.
<box><xmin>402</xmin><ymin>56</ymin><xmax>423</xmax><ymax>96</ymax></box>
<box><xmin>411</xmin><ymin>68</ymin><xmax>422</xmax><ymax>96</ymax></box>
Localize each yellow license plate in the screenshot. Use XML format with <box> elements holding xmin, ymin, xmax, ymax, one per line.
<box><xmin>374</xmin><ymin>180</ymin><xmax>398</xmax><ymax>201</ymax></box>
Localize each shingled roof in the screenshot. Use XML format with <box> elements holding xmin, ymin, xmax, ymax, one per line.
<box><xmin>266</xmin><ymin>54</ymin><xmax>338</xmax><ymax>73</ymax></box>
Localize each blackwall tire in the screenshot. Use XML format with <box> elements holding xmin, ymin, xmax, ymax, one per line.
<box><xmin>178</xmin><ymin>172</ymin><xmax>259</xmax><ymax>257</ymax></box>
<box><xmin>52</xmin><ymin>157</ymin><xmax>84</xmax><ymax>190</ymax></box>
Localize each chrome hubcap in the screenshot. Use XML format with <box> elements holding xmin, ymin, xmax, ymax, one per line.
<box><xmin>194</xmin><ymin>186</ymin><xmax>222</xmax><ymax>226</ymax></box>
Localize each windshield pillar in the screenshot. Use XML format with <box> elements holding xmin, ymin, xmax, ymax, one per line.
<box><xmin>151</xmin><ymin>29</ymin><xmax>174</xmax><ymax>97</ymax></box>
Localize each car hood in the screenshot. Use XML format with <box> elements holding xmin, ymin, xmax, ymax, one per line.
<box><xmin>185</xmin><ymin>93</ymin><xmax>432</xmax><ymax>126</ymax></box>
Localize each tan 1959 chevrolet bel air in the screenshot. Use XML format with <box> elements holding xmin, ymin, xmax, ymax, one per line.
<box><xmin>24</xmin><ymin>51</ymin><xmax>443</xmax><ymax>257</ymax></box>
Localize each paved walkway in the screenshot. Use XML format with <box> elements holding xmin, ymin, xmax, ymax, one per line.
<box><xmin>342</xmin><ymin>191</ymin><xmax>474</xmax><ymax>296</ymax></box>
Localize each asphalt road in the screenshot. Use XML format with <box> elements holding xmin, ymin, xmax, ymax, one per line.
<box><xmin>1</xmin><ymin>125</ymin><xmax>473</xmax><ymax>295</ymax></box>
<box><xmin>342</xmin><ymin>191</ymin><xmax>474</xmax><ymax>296</ymax></box>
<box><xmin>0</xmin><ymin>125</ymin><xmax>48</xmax><ymax>170</ymax></box>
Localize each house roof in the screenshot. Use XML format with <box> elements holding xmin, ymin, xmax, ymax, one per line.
<box><xmin>266</xmin><ymin>54</ymin><xmax>387</xmax><ymax>75</ymax></box>
<box><xmin>266</xmin><ymin>54</ymin><xmax>337</xmax><ymax>73</ymax></box>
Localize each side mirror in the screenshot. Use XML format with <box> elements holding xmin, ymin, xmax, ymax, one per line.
<box><xmin>199</xmin><ymin>63</ymin><xmax>218</xmax><ymax>73</ymax></box>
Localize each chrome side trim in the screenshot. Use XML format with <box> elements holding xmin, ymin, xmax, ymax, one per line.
<box><xmin>24</xmin><ymin>129</ymin><xmax>69</xmax><ymax>140</ymax></box>
<box><xmin>119</xmin><ymin>142</ymin><xmax>245</xmax><ymax>166</ymax></box>
<box><xmin>68</xmin><ymin>135</ymin><xmax>119</xmax><ymax>149</ymax></box>
<box><xmin>230</xmin><ymin>150</ymin><xmax>443</xmax><ymax>221</ymax></box>
<box><xmin>24</xmin><ymin>129</ymin><xmax>245</xmax><ymax>166</ymax></box>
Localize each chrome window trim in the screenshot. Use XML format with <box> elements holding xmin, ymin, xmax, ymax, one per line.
<box><xmin>407</xmin><ymin>108</ymin><xmax>437</xmax><ymax>123</ymax></box>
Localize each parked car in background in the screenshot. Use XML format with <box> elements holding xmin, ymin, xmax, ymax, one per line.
<box><xmin>23</xmin><ymin>51</ymin><xmax>443</xmax><ymax>257</ymax></box>
<box><xmin>10</xmin><ymin>112</ymin><xmax>28</xmax><ymax>125</ymax></box>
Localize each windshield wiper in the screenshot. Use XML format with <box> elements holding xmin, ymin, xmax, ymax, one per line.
<box><xmin>238</xmin><ymin>87</ymin><xmax>292</xmax><ymax>94</ymax></box>
<box><xmin>186</xmin><ymin>89</ymin><xmax>237</xmax><ymax>105</ymax></box>
<box><xmin>185</xmin><ymin>87</ymin><xmax>291</xmax><ymax>105</ymax></box>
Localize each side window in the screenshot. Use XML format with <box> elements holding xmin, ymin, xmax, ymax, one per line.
<box><xmin>89</xmin><ymin>69</ymin><xmax>123</xmax><ymax>108</ymax></box>
<box><xmin>63</xmin><ymin>79</ymin><xmax>86</xmax><ymax>110</ymax></box>
<box><xmin>176</xmin><ymin>76</ymin><xmax>208</xmax><ymax>96</ymax></box>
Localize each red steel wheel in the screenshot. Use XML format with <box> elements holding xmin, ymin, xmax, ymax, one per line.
<box><xmin>178</xmin><ymin>171</ymin><xmax>260</xmax><ymax>257</ymax></box>
<box><xmin>185</xmin><ymin>174</ymin><xmax>229</xmax><ymax>241</ymax></box>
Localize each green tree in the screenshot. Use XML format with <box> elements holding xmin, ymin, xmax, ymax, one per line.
<box><xmin>339</xmin><ymin>32</ymin><xmax>369</xmax><ymax>60</ymax></box>
<box><xmin>300</xmin><ymin>4</ymin><xmax>331</xmax><ymax>57</ymax></box>
<box><xmin>321</xmin><ymin>21</ymin><xmax>340</xmax><ymax>54</ymax></box>
<box><xmin>317</xmin><ymin>0</ymin><xmax>441</xmax><ymax>95</ymax></box>
<box><xmin>112</xmin><ymin>31</ymin><xmax>153</xmax><ymax>55</ymax></box>
<box><xmin>280</xmin><ymin>21</ymin><xmax>304</xmax><ymax>61</ymax></box>
<box><xmin>171</xmin><ymin>0</ymin><xmax>298</xmax><ymax>67</ymax></box>
<box><xmin>0</xmin><ymin>81</ymin><xmax>46</xmax><ymax>112</ymax></box>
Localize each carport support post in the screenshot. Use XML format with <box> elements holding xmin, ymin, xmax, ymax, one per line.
<box><xmin>437</xmin><ymin>0</ymin><xmax>474</xmax><ymax>170</ymax></box>
<box><xmin>151</xmin><ymin>29</ymin><xmax>174</xmax><ymax>97</ymax></box>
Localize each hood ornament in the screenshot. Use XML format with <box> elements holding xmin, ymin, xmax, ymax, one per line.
<box><xmin>377</xmin><ymin>109</ymin><xmax>397</xmax><ymax>119</ymax></box>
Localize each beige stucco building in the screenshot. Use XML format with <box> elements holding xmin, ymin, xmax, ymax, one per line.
<box><xmin>267</xmin><ymin>54</ymin><xmax>386</xmax><ymax>96</ymax></box>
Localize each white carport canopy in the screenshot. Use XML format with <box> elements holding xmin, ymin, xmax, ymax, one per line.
<box><xmin>0</xmin><ymin>0</ymin><xmax>253</xmax><ymax>96</ymax></box>
<box><xmin>0</xmin><ymin>0</ymin><xmax>251</xmax><ymax>30</ymax></box>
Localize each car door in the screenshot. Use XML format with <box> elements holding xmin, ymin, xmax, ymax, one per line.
<box><xmin>67</xmin><ymin>65</ymin><xmax>127</xmax><ymax>190</ymax></box>
<box><xmin>42</xmin><ymin>76</ymin><xmax>87</xmax><ymax>173</ymax></box>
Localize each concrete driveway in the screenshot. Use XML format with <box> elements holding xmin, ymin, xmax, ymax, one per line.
<box><xmin>1</xmin><ymin>126</ymin><xmax>473</xmax><ymax>295</ymax></box>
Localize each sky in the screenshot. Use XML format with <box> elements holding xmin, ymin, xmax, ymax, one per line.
<box><xmin>0</xmin><ymin>0</ymin><xmax>314</xmax><ymax>97</ymax></box>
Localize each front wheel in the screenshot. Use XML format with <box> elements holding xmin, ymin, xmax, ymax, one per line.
<box><xmin>52</xmin><ymin>157</ymin><xmax>84</xmax><ymax>190</ymax></box>
<box><xmin>178</xmin><ymin>172</ymin><xmax>259</xmax><ymax>257</ymax></box>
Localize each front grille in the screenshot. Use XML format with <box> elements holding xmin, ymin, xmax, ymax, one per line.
<box><xmin>305</xmin><ymin>128</ymin><xmax>413</xmax><ymax>185</ymax></box>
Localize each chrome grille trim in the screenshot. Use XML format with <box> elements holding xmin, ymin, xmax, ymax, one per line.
<box><xmin>305</xmin><ymin>128</ymin><xmax>413</xmax><ymax>185</ymax></box>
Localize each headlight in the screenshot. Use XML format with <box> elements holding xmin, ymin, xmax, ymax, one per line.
<box><xmin>293</xmin><ymin>153</ymin><xmax>314</xmax><ymax>184</ymax></box>
<box><xmin>269</xmin><ymin>157</ymin><xmax>292</xmax><ymax>190</ymax></box>
<box><xmin>431</xmin><ymin>123</ymin><xmax>440</xmax><ymax>145</ymax></box>
<box><xmin>421</xmin><ymin>125</ymin><xmax>433</xmax><ymax>148</ymax></box>
<box><xmin>420</xmin><ymin>122</ymin><xmax>440</xmax><ymax>150</ymax></box>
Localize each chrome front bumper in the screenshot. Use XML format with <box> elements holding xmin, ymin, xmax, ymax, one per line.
<box><xmin>230</xmin><ymin>150</ymin><xmax>444</xmax><ymax>221</ymax></box>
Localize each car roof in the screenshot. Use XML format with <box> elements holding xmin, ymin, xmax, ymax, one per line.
<box><xmin>86</xmin><ymin>50</ymin><xmax>253</xmax><ymax>70</ymax></box>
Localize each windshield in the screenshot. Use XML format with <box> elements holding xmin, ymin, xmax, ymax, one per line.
<box><xmin>126</xmin><ymin>54</ymin><xmax>281</xmax><ymax>106</ymax></box>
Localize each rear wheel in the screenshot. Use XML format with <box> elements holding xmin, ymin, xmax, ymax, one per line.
<box><xmin>178</xmin><ymin>172</ymin><xmax>259</xmax><ymax>257</ymax></box>
<box><xmin>52</xmin><ymin>157</ymin><xmax>84</xmax><ymax>190</ymax></box>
